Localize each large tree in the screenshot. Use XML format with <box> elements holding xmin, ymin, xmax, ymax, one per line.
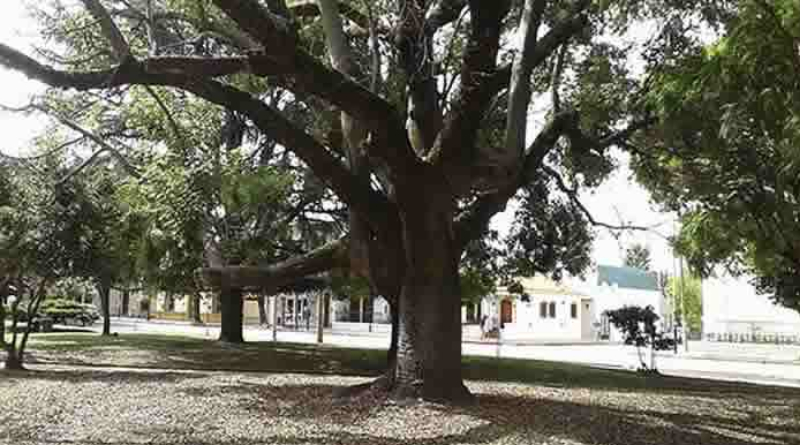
<box><xmin>0</xmin><ymin>0</ymin><xmax>729</xmax><ymax>401</ymax></box>
<box><xmin>634</xmin><ymin>0</ymin><xmax>800</xmax><ymax>313</ymax></box>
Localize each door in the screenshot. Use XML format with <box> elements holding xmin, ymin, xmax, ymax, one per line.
<box><xmin>501</xmin><ymin>299</ymin><xmax>513</xmax><ymax>324</ymax></box>
<box><xmin>580</xmin><ymin>299</ymin><xmax>594</xmax><ymax>340</ymax></box>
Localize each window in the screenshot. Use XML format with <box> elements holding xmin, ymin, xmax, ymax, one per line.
<box><xmin>548</xmin><ymin>302</ymin><xmax>556</xmax><ymax>318</ymax></box>
<box><xmin>539</xmin><ymin>302</ymin><xmax>547</xmax><ymax>318</ymax></box>
<box><xmin>571</xmin><ymin>303</ymin><xmax>578</xmax><ymax>319</ymax></box>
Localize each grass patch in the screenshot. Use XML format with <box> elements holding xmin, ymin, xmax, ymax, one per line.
<box><xmin>22</xmin><ymin>333</ymin><xmax>386</xmax><ymax>376</ymax></box>
<box><xmin>16</xmin><ymin>332</ymin><xmax>800</xmax><ymax>399</ymax></box>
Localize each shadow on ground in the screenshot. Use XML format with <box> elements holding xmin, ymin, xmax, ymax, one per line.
<box><xmin>5</xmin><ymin>333</ymin><xmax>799</xmax><ymax>445</ymax></box>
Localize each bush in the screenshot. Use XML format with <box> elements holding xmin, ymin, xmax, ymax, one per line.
<box><xmin>606</xmin><ymin>305</ymin><xmax>673</xmax><ymax>372</ymax></box>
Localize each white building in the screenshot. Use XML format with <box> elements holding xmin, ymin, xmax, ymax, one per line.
<box><xmin>329</xmin><ymin>296</ymin><xmax>393</xmax><ymax>334</ymax></box>
<box><xmin>472</xmin><ymin>265</ymin><xmax>666</xmax><ymax>342</ymax></box>
<box><xmin>487</xmin><ymin>276</ymin><xmax>595</xmax><ymax>341</ymax></box>
<box><xmin>331</xmin><ymin>296</ymin><xmax>392</xmax><ymax>324</ymax></box>
<box><xmin>703</xmin><ymin>273</ymin><xmax>800</xmax><ymax>340</ymax></box>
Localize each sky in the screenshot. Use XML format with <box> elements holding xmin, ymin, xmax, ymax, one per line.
<box><xmin>0</xmin><ymin>2</ymin><xmax>679</xmax><ymax>274</ymax></box>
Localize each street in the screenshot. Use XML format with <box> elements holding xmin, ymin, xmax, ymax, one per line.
<box><xmin>95</xmin><ymin>317</ymin><xmax>800</xmax><ymax>388</ymax></box>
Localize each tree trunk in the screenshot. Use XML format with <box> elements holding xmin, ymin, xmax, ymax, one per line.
<box><xmin>387</xmin><ymin>298</ymin><xmax>399</xmax><ymax>370</ymax></box>
<box><xmin>98</xmin><ymin>282</ymin><xmax>111</xmax><ymax>336</ymax></box>
<box><xmin>121</xmin><ymin>289</ymin><xmax>130</xmax><ymax>316</ymax></box>
<box><xmin>218</xmin><ymin>284</ymin><xmax>244</xmax><ymax>343</ymax></box>
<box><xmin>257</xmin><ymin>294</ymin><xmax>268</xmax><ymax>325</ymax></box>
<box><xmin>211</xmin><ymin>293</ymin><xmax>220</xmax><ymax>314</ymax></box>
<box><xmin>4</xmin><ymin>346</ymin><xmax>23</xmax><ymax>370</ymax></box>
<box><xmin>391</xmin><ymin>191</ymin><xmax>470</xmax><ymax>402</ymax></box>
<box><xmin>189</xmin><ymin>292</ymin><xmax>203</xmax><ymax>324</ymax></box>
<box><xmin>0</xmin><ymin>294</ymin><xmax>6</xmax><ymax>346</ymax></box>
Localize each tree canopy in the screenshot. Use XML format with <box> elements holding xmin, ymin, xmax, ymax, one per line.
<box><xmin>0</xmin><ymin>0</ymin><xmax>737</xmax><ymax>400</ymax></box>
<box><xmin>634</xmin><ymin>0</ymin><xmax>800</xmax><ymax>313</ymax></box>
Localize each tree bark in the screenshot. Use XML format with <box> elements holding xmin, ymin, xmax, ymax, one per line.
<box><xmin>218</xmin><ymin>284</ymin><xmax>244</xmax><ymax>343</ymax></box>
<box><xmin>121</xmin><ymin>289</ymin><xmax>130</xmax><ymax>316</ymax></box>
<box><xmin>0</xmin><ymin>288</ymin><xmax>6</xmax><ymax>345</ymax></box>
<box><xmin>387</xmin><ymin>298</ymin><xmax>399</xmax><ymax>370</ymax></box>
<box><xmin>188</xmin><ymin>292</ymin><xmax>203</xmax><ymax>324</ymax></box>
<box><xmin>257</xmin><ymin>294</ymin><xmax>268</xmax><ymax>325</ymax></box>
<box><xmin>4</xmin><ymin>347</ymin><xmax>23</xmax><ymax>370</ymax></box>
<box><xmin>392</xmin><ymin>185</ymin><xmax>470</xmax><ymax>402</ymax></box>
<box><xmin>98</xmin><ymin>281</ymin><xmax>111</xmax><ymax>336</ymax></box>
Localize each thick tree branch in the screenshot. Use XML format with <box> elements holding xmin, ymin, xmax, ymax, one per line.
<box><xmin>212</xmin><ymin>0</ymin><xmax>420</xmax><ymax>177</ymax></box>
<box><xmin>398</xmin><ymin>0</ymin><xmax>442</xmax><ymax>154</ymax></box>
<box><xmin>551</xmin><ymin>43</ymin><xmax>569</xmax><ymax>113</ymax></box>
<box><xmin>202</xmin><ymin>238</ymin><xmax>348</xmax><ymax>291</ymax></box>
<box><xmin>454</xmin><ymin>110</ymin><xmax>577</xmax><ymax>249</ymax></box>
<box><xmin>290</xmin><ymin>0</ymin><xmax>370</xmax><ymax>30</ymax></box>
<box><xmin>486</xmin><ymin>10</ymin><xmax>591</xmax><ymax>100</ymax></box>
<box><xmin>0</xmin><ymin>45</ymin><xmax>397</xmax><ymax>231</ymax></box>
<box><xmin>433</xmin><ymin>1</ymin><xmax>590</xmax><ymax>195</ymax></box>
<box><xmin>179</xmin><ymin>79</ymin><xmax>397</xmax><ymax>231</ymax></box>
<box><xmin>80</xmin><ymin>0</ymin><xmax>132</xmax><ymax>61</ymax></box>
<box><xmin>430</xmin><ymin>0</ymin><xmax>512</xmax><ymax>190</ymax></box>
<box><xmin>426</xmin><ymin>0</ymin><xmax>468</xmax><ymax>31</ymax></box>
<box><xmin>504</xmin><ymin>0</ymin><xmax>548</xmax><ymax>167</ymax></box>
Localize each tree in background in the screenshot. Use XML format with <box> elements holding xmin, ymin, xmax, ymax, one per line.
<box><xmin>0</xmin><ymin>0</ymin><xmax>735</xmax><ymax>401</ymax></box>
<box><xmin>624</xmin><ymin>243</ymin><xmax>652</xmax><ymax>271</ymax></box>
<box><xmin>0</xmin><ymin>159</ymin><xmax>98</xmax><ymax>368</ymax></box>
<box><xmin>606</xmin><ymin>305</ymin><xmax>669</xmax><ymax>373</ymax></box>
<box><xmin>668</xmin><ymin>272</ymin><xmax>702</xmax><ymax>334</ymax></box>
<box><xmin>634</xmin><ymin>0</ymin><xmax>800</xmax><ymax>314</ymax></box>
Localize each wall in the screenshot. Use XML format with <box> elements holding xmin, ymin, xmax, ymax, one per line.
<box><xmin>703</xmin><ymin>274</ymin><xmax>800</xmax><ymax>337</ymax></box>
<box><xmin>501</xmin><ymin>294</ymin><xmax>586</xmax><ymax>341</ymax></box>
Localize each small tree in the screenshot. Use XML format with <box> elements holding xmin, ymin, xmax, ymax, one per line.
<box><xmin>667</xmin><ymin>272</ymin><xmax>702</xmax><ymax>334</ymax></box>
<box><xmin>606</xmin><ymin>305</ymin><xmax>666</xmax><ymax>373</ymax></box>
<box><xmin>0</xmin><ymin>160</ymin><xmax>86</xmax><ymax>369</ymax></box>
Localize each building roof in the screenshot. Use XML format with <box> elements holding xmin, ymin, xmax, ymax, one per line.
<box><xmin>497</xmin><ymin>275</ymin><xmax>587</xmax><ymax>297</ymax></box>
<box><xmin>597</xmin><ymin>265</ymin><xmax>659</xmax><ymax>291</ymax></box>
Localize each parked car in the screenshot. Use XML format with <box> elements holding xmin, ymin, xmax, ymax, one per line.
<box><xmin>40</xmin><ymin>299</ymin><xmax>100</xmax><ymax>326</ymax></box>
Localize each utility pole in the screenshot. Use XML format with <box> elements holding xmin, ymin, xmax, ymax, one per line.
<box><xmin>679</xmin><ymin>254</ymin><xmax>688</xmax><ymax>352</ymax></box>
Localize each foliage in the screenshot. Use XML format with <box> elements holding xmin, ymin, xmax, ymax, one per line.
<box><xmin>0</xmin><ymin>0</ymin><xmax>745</xmax><ymax>394</ymax></box>
<box><xmin>47</xmin><ymin>278</ymin><xmax>95</xmax><ymax>303</ymax></box>
<box><xmin>460</xmin><ymin>231</ymin><xmax>503</xmax><ymax>304</ymax></box>
<box><xmin>503</xmin><ymin>178</ymin><xmax>594</xmax><ymax>283</ymax></box>
<box><xmin>634</xmin><ymin>0</ymin><xmax>800</xmax><ymax>313</ymax></box>
<box><xmin>606</xmin><ymin>305</ymin><xmax>671</xmax><ymax>372</ymax></box>
<box><xmin>667</xmin><ymin>272</ymin><xmax>702</xmax><ymax>333</ymax></box>
<box><xmin>0</xmin><ymin>157</ymin><xmax>101</xmax><ymax>367</ymax></box>
<box><xmin>624</xmin><ymin>244</ymin><xmax>652</xmax><ymax>271</ymax></box>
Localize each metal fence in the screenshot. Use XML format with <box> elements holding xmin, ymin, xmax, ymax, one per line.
<box><xmin>705</xmin><ymin>332</ymin><xmax>800</xmax><ymax>344</ymax></box>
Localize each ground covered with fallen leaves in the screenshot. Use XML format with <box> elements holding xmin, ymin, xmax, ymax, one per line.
<box><xmin>0</xmin><ymin>333</ymin><xmax>798</xmax><ymax>445</ymax></box>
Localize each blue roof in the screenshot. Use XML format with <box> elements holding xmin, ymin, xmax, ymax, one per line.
<box><xmin>597</xmin><ymin>265</ymin><xmax>659</xmax><ymax>291</ymax></box>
